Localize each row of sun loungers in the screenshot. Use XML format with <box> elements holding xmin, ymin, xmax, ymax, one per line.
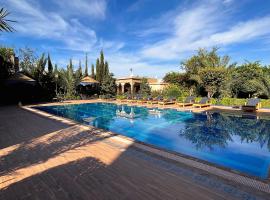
<box><xmin>119</xmin><ymin>95</ymin><xmax>261</xmax><ymax>112</ymax></box>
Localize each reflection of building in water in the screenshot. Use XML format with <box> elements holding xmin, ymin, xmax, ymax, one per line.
<box><xmin>116</xmin><ymin>106</ymin><xmax>138</xmax><ymax>119</ymax></box>
<box><xmin>149</xmin><ymin>109</ymin><xmax>162</xmax><ymax>118</ymax></box>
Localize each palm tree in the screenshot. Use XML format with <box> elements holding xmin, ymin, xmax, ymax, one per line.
<box><xmin>0</xmin><ymin>8</ymin><xmax>16</xmax><ymax>32</ymax></box>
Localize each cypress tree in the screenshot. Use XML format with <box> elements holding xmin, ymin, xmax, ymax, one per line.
<box><xmin>96</xmin><ymin>58</ymin><xmax>100</xmax><ymax>82</ymax></box>
<box><xmin>91</xmin><ymin>64</ymin><xmax>95</xmax><ymax>78</ymax></box>
<box><xmin>85</xmin><ymin>53</ymin><xmax>88</xmax><ymax>77</ymax></box>
<box><xmin>99</xmin><ymin>50</ymin><xmax>105</xmax><ymax>82</ymax></box>
<box><xmin>104</xmin><ymin>61</ymin><xmax>109</xmax><ymax>78</ymax></box>
<box><xmin>54</xmin><ymin>64</ymin><xmax>58</xmax><ymax>75</ymax></box>
<box><xmin>47</xmin><ymin>53</ymin><xmax>53</xmax><ymax>74</ymax></box>
<box><xmin>69</xmin><ymin>58</ymin><xmax>73</xmax><ymax>72</ymax></box>
<box><xmin>78</xmin><ymin>60</ymin><xmax>82</xmax><ymax>78</ymax></box>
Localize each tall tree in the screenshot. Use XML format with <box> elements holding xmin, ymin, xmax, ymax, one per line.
<box><xmin>47</xmin><ymin>53</ymin><xmax>53</xmax><ymax>74</ymax></box>
<box><xmin>99</xmin><ymin>50</ymin><xmax>105</xmax><ymax>81</ymax></box>
<box><xmin>54</xmin><ymin>64</ymin><xmax>58</xmax><ymax>75</ymax></box>
<box><xmin>77</xmin><ymin>61</ymin><xmax>82</xmax><ymax>78</ymax></box>
<box><xmin>181</xmin><ymin>47</ymin><xmax>230</xmax><ymax>74</ymax></box>
<box><xmin>0</xmin><ymin>47</ymin><xmax>15</xmax><ymax>79</ymax></box>
<box><xmin>69</xmin><ymin>58</ymin><xmax>73</xmax><ymax>72</ymax></box>
<box><xmin>75</xmin><ymin>62</ymin><xmax>83</xmax><ymax>86</ymax></box>
<box><xmin>91</xmin><ymin>64</ymin><xmax>95</xmax><ymax>78</ymax></box>
<box><xmin>100</xmin><ymin>73</ymin><xmax>116</xmax><ymax>97</ymax></box>
<box><xmin>0</xmin><ymin>8</ymin><xmax>16</xmax><ymax>32</ymax></box>
<box><xmin>96</xmin><ymin>58</ymin><xmax>100</xmax><ymax>82</ymax></box>
<box><xmin>34</xmin><ymin>53</ymin><xmax>47</xmax><ymax>83</ymax></box>
<box><xmin>104</xmin><ymin>61</ymin><xmax>109</xmax><ymax>78</ymax></box>
<box><xmin>199</xmin><ymin>67</ymin><xmax>227</xmax><ymax>98</ymax></box>
<box><xmin>230</xmin><ymin>61</ymin><xmax>270</xmax><ymax>98</ymax></box>
<box><xmin>84</xmin><ymin>53</ymin><xmax>88</xmax><ymax>77</ymax></box>
<box><xmin>139</xmin><ymin>78</ymin><xmax>151</xmax><ymax>97</ymax></box>
<box><xmin>19</xmin><ymin>47</ymin><xmax>37</xmax><ymax>75</ymax></box>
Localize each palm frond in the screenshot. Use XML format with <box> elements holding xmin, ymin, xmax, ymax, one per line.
<box><xmin>0</xmin><ymin>8</ymin><xmax>16</xmax><ymax>32</ymax></box>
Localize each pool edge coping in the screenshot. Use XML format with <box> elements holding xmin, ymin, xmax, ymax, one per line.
<box><xmin>22</xmin><ymin>104</ymin><xmax>270</xmax><ymax>194</ymax></box>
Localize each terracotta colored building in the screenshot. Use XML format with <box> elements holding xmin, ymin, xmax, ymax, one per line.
<box><xmin>116</xmin><ymin>75</ymin><xmax>168</xmax><ymax>96</ymax></box>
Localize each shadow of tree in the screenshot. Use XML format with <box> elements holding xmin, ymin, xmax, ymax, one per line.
<box><xmin>0</xmin><ymin>107</ymin><xmax>269</xmax><ymax>200</ymax></box>
<box><xmin>0</xmin><ymin>125</ymin><xmax>115</xmax><ymax>176</ymax></box>
<box><xmin>0</xmin><ymin>106</ymin><xmax>71</xmax><ymax>149</ymax></box>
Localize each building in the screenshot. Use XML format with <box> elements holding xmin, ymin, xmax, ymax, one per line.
<box><xmin>116</xmin><ymin>75</ymin><xmax>168</xmax><ymax>96</ymax></box>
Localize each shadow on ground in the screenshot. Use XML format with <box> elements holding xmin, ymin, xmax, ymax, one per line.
<box><xmin>0</xmin><ymin>106</ymin><xmax>269</xmax><ymax>200</ymax></box>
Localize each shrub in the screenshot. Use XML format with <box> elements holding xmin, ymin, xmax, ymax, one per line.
<box><xmin>163</xmin><ymin>84</ymin><xmax>186</xmax><ymax>98</ymax></box>
<box><xmin>116</xmin><ymin>95</ymin><xmax>125</xmax><ymax>100</ymax></box>
<box><xmin>151</xmin><ymin>90</ymin><xmax>164</xmax><ymax>97</ymax></box>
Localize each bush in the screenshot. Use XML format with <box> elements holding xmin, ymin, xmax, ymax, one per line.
<box><xmin>163</xmin><ymin>84</ymin><xmax>187</xmax><ymax>98</ymax></box>
<box><xmin>151</xmin><ymin>90</ymin><xmax>164</xmax><ymax>97</ymax></box>
<box><xmin>261</xmin><ymin>100</ymin><xmax>270</xmax><ymax>108</ymax></box>
<box><xmin>116</xmin><ymin>95</ymin><xmax>125</xmax><ymax>99</ymax></box>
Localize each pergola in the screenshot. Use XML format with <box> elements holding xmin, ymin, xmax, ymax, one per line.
<box><xmin>115</xmin><ymin>77</ymin><xmax>142</xmax><ymax>97</ymax></box>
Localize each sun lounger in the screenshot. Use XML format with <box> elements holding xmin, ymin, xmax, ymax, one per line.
<box><xmin>158</xmin><ymin>97</ymin><xmax>176</xmax><ymax>106</ymax></box>
<box><xmin>193</xmin><ymin>97</ymin><xmax>211</xmax><ymax>108</ymax></box>
<box><xmin>177</xmin><ymin>96</ymin><xmax>195</xmax><ymax>107</ymax></box>
<box><xmin>242</xmin><ymin>98</ymin><xmax>261</xmax><ymax>112</ymax></box>
<box><xmin>137</xmin><ymin>96</ymin><xmax>149</xmax><ymax>104</ymax></box>
<box><xmin>147</xmin><ymin>96</ymin><xmax>162</xmax><ymax>105</ymax></box>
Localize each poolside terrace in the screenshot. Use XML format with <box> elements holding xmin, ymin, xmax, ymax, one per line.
<box><xmin>1</xmin><ymin>101</ymin><xmax>270</xmax><ymax>200</ymax></box>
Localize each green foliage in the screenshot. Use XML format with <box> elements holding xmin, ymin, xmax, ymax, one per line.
<box><xmin>99</xmin><ymin>50</ymin><xmax>105</xmax><ymax>80</ymax></box>
<box><xmin>163</xmin><ymin>72</ymin><xmax>191</xmax><ymax>86</ymax></box>
<box><xmin>57</xmin><ymin>64</ymin><xmax>76</xmax><ymax>100</ymax></box>
<box><xmin>163</xmin><ymin>84</ymin><xmax>185</xmax><ymax>98</ymax></box>
<box><xmin>217</xmin><ymin>98</ymin><xmax>246</xmax><ymax>106</ymax></box>
<box><xmin>95</xmin><ymin>58</ymin><xmax>100</xmax><ymax>82</ymax></box>
<box><xmin>47</xmin><ymin>54</ymin><xmax>53</xmax><ymax>74</ymax></box>
<box><xmin>75</xmin><ymin>62</ymin><xmax>83</xmax><ymax>86</ymax></box>
<box><xmin>91</xmin><ymin>63</ymin><xmax>95</xmax><ymax>78</ymax></box>
<box><xmin>181</xmin><ymin>47</ymin><xmax>230</xmax><ymax>74</ymax></box>
<box><xmin>19</xmin><ymin>47</ymin><xmax>37</xmax><ymax>74</ymax></box>
<box><xmin>163</xmin><ymin>47</ymin><xmax>270</xmax><ymax>99</ymax></box>
<box><xmin>84</xmin><ymin>53</ymin><xmax>88</xmax><ymax>77</ymax></box>
<box><xmin>0</xmin><ymin>46</ymin><xmax>14</xmax><ymax>61</ymax></box>
<box><xmin>0</xmin><ymin>8</ymin><xmax>16</xmax><ymax>32</ymax></box>
<box><xmin>104</xmin><ymin>61</ymin><xmax>109</xmax><ymax>77</ymax></box>
<box><xmin>95</xmin><ymin>50</ymin><xmax>109</xmax><ymax>83</ymax></box>
<box><xmin>139</xmin><ymin>78</ymin><xmax>151</xmax><ymax>97</ymax></box>
<box><xmin>151</xmin><ymin>90</ymin><xmax>164</xmax><ymax>97</ymax></box>
<box><xmin>116</xmin><ymin>95</ymin><xmax>125</xmax><ymax>99</ymax></box>
<box><xmin>199</xmin><ymin>67</ymin><xmax>227</xmax><ymax>98</ymax></box>
<box><xmin>34</xmin><ymin>53</ymin><xmax>47</xmax><ymax>83</ymax></box>
<box><xmin>230</xmin><ymin>61</ymin><xmax>270</xmax><ymax>98</ymax></box>
<box><xmin>0</xmin><ymin>46</ymin><xmax>15</xmax><ymax>78</ymax></box>
<box><xmin>100</xmin><ymin>73</ymin><xmax>116</xmax><ymax>97</ymax></box>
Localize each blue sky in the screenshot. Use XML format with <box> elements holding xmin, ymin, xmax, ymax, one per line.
<box><xmin>2</xmin><ymin>0</ymin><xmax>270</xmax><ymax>78</ymax></box>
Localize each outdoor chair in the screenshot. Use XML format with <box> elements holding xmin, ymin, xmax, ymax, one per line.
<box><xmin>193</xmin><ymin>97</ymin><xmax>211</xmax><ymax>108</ymax></box>
<box><xmin>242</xmin><ymin>98</ymin><xmax>261</xmax><ymax>112</ymax></box>
<box><xmin>158</xmin><ymin>97</ymin><xmax>176</xmax><ymax>106</ymax></box>
<box><xmin>177</xmin><ymin>96</ymin><xmax>195</xmax><ymax>107</ymax></box>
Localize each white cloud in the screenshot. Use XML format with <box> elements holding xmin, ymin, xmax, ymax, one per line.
<box><xmin>3</xmin><ymin>0</ymin><xmax>100</xmax><ymax>51</ymax></box>
<box><xmin>55</xmin><ymin>0</ymin><xmax>107</xmax><ymax>19</ymax></box>
<box><xmin>141</xmin><ymin>2</ymin><xmax>270</xmax><ymax>60</ymax></box>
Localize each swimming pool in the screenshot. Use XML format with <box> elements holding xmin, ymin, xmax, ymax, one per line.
<box><xmin>35</xmin><ymin>103</ymin><xmax>270</xmax><ymax>179</ymax></box>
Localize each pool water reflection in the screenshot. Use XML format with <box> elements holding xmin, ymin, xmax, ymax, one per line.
<box><xmin>35</xmin><ymin>103</ymin><xmax>270</xmax><ymax>179</ymax></box>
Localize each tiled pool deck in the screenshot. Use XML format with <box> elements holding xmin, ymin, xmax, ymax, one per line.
<box><xmin>0</xmin><ymin>101</ymin><xmax>270</xmax><ymax>200</ymax></box>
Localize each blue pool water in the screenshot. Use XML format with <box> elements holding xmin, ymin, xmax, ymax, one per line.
<box><xmin>35</xmin><ymin>103</ymin><xmax>270</xmax><ymax>179</ymax></box>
